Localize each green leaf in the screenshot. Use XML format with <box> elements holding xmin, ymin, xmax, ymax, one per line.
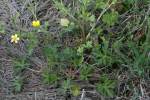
<box><xmin>125</xmin><ymin>0</ymin><xmax>135</xmax><ymax>4</ymax></box>
<box><xmin>96</xmin><ymin>75</ymin><xmax>116</xmax><ymax>97</ymax></box>
<box><xmin>96</xmin><ymin>0</ymin><xmax>108</xmax><ymax>9</ymax></box>
<box><xmin>0</xmin><ymin>22</ymin><xmax>5</xmax><ymax>33</ymax></box>
<box><xmin>42</xmin><ymin>71</ymin><xmax>58</xmax><ymax>85</ymax></box>
<box><xmin>53</xmin><ymin>0</ymin><xmax>70</xmax><ymax>16</ymax></box>
<box><xmin>73</xmin><ymin>56</ymin><xmax>84</xmax><ymax>66</ymax></box>
<box><xmin>112</xmin><ymin>0</ymin><xmax>117</xmax><ymax>4</ymax></box>
<box><xmin>95</xmin><ymin>27</ymin><xmax>103</xmax><ymax>35</ymax></box>
<box><xmin>26</xmin><ymin>32</ymin><xmax>38</xmax><ymax>55</ymax></box>
<box><xmin>13</xmin><ymin>76</ymin><xmax>23</xmax><ymax>92</ymax></box>
<box><xmin>80</xmin><ymin>64</ymin><xmax>92</xmax><ymax>80</ymax></box>
<box><xmin>60</xmin><ymin>48</ymin><xmax>76</xmax><ymax>62</ymax></box>
<box><xmin>102</xmin><ymin>11</ymin><xmax>118</xmax><ymax>26</ymax></box>
<box><xmin>77</xmin><ymin>46</ymin><xmax>84</xmax><ymax>55</ymax></box>
<box><xmin>89</xmin><ymin>15</ymin><xmax>96</xmax><ymax>22</ymax></box>
<box><xmin>43</xmin><ymin>45</ymin><xmax>59</xmax><ymax>66</ymax></box>
<box><xmin>61</xmin><ymin>79</ymin><xmax>71</xmax><ymax>94</ymax></box>
<box><xmin>13</xmin><ymin>58</ymin><xmax>29</xmax><ymax>73</ymax></box>
<box><xmin>83</xmin><ymin>41</ymin><xmax>93</xmax><ymax>49</ymax></box>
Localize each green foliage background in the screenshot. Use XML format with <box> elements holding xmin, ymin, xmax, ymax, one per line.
<box><xmin>0</xmin><ymin>0</ymin><xmax>149</xmax><ymax>99</ymax></box>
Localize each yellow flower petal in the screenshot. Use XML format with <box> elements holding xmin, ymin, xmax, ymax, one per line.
<box><xmin>16</xmin><ymin>37</ymin><xmax>20</xmax><ymax>41</ymax></box>
<box><xmin>32</xmin><ymin>20</ymin><xmax>41</xmax><ymax>27</ymax></box>
<box><xmin>11</xmin><ymin>34</ymin><xmax>20</xmax><ymax>43</ymax></box>
<box><xmin>11</xmin><ymin>39</ymin><xmax>14</xmax><ymax>43</ymax></box>
<box><xmin>11</xmin><ymin>35</ymin><xmax>14</xmax><ymax>39</ymax></box>
<box><xmin>15</xmin><ymin>40</ymin><xmax>18</xmax><ymax>43</ymax></box>
<box><xmin>14</xmin><ymin>34</ymin><xmax>18</xmax><ymax>37</ymax></box>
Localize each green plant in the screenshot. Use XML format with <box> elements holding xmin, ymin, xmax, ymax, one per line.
<box><xmin>43</xmin><ymin>45</ymin><xmax>82</xmax><ymax>68</ymax></box>
<box><xmin>12</xmin><ymin>76</ymin><xmax>23</xmax><ymax>93</ymax></box>
<box><xmin>43</xmin><ymin>45</ymin><xmax>59</xmax><ymax>67</ymax></box>
<box><xmin>102</xmin><ymin>11</ymin><xmax>118</xmax><ymax>26</ymax></box>
<box><xmin>53</xmin><ymin>0</ymin><xmax>71</xmax><ymax>16</ymax></box>
<box><xmin>13</xmin><ymin>58</ymin><xmax>29</xmax><ymax>74</ymax></box>
<box><xmin>60</xmin><ymin>79</ymin><xmax>71</xmax><ymax>94</ymax></box>
<box><xmin>96</xmin><ymin>75</ymin><xmax>116</xmax><ymax>97</ymax></box>
<box><xmin>96</xmin><ymin>0</ymin><xmax>108</xmax><ymax>9</ymax></box>
<box><xmin>42</xmin><ymin>70</ymin><xmax>58</xmax><ymax>85</ymax></box>
<box><xmin>79</xmin><ymin>64</ymin><xmax>93</xmax><ymax>80</ymax></box>
<box><xmin>60</xmin><ymin>79</ymin><xmax>80</xmax><ymax>96</ymax></box>
<box><xmin>0</xmin><ymin>22</ymin><xmax>5</xmax><ymax>33</ymax></box>
<box><xmin>25</xmin><ymin>32</ymin><xmax>38</xmax><ymax>56</ymax></box>
<box><xmin>92</xmin><ymin>37</ymin><xmax>115</xmax><ymax>66</ymax></box>
<box><xmin>0</xmin><ymin>0</ymin><xmax>149</xmax><ymax>98</ymax></box>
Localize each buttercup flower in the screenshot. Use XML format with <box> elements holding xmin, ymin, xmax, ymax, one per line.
<box><xmin>60</xmin><ymin>18</ymin><xmax>70</xmax><ymax>27</ymax></box>
<box><xmin>32</xmin><ymin>20</ymin><xmax>41</xmax><ymax>27</ymax></box>
<box><xmin>11</xmin><ymin>34</ymin><xmax>20</xmax><ymax>43</ymax></box>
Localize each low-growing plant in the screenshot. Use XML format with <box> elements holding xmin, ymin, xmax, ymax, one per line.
<box><xmin>43</xmin><ymin>45</ymin><xmax>59</xmax><ymax>67</ymax></box>
<box><xmin>102</xmin><ymin>11</ymin><xmax>118</xmax><ymax>26</ymax></box>
<box><xmin>25</xmin><ymin>32</ymin><xmax>38</xmax><ymax>56</ymax></box>
<box><xmin>60</xmin><ymin>79</ymin><xmax>71</xmax><ymax>95</ymax></box>
<box><xmin>0</xmin><ymin>0</ymin><xmax>149</xmax><ymax>99</ymax></box>
<box><xmin>92</xmin><ymin>37</ymin><xmax>115</xmax><ymax>67</ymax></box>
<box><xmin>96</xmin><ymin>75</ymin><xmax>116</xmax><ymax>97</ymax></box>
<box><xmin>12</xmin><ymin>76</ymin><xmax>23</xmax><ymax>93</ymax></box>
<box><xmin>13</xmin><ymin>58</ymin><xmax>29</xmax><ymax>74</ymax></box>
<box><xmin>42</xmin><ymin>70</ymin><xmax>59</xmax><ymax>85</ymax></box>
<box><xmin>79</xmin><ymin>64</ymin><xmax>93</xmax><ymax>80</ymax></box>
<box><xmin>60</xmin><ymin>79</ymin><xmax>80</xmax><ymax>97</ymax></box>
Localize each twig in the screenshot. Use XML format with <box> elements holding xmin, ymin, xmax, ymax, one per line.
<box><xmin>80</xmin><ymin>89</ymin><xmax>85</xmax><ymax>100</ymax></box>
<box><xmin>0</xmin><ymin>58</ymin><xmax>12</xmax><ymax>61</ymax></box>
<box><xmin>140</xmin><ymin>84</ymin><xmax>144</xmax><ymax>97</ymax></box>
<box><xmin>26</xmin><ymin>68</ymin><xmax>41</xmax><ymax>73</ymax></box>
<box><xmin>35</xmin><ymin>92</ymin><xmax>37</xmax><ymax>100</ymax></box>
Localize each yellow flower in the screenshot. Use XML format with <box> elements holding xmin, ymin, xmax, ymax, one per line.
<box><xmin>32</xmin><ymin>20</ymin><xmax>41</xmax><ymax>27</ymax></box>
<box><xmin>11</xmin><ymin>34</ymin><xmax>20</xmax><ymax>43</ymax></box>
<box><xmin>60</xmin><ymin>18</ymin><xmax>70</xmax><ymax>27</ymax></box>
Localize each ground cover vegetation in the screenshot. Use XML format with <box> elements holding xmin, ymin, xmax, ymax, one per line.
<box><xmin>0</xmin><ymin>0</ymin><xmax>150</xmax><ymax>99</ymax></box>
